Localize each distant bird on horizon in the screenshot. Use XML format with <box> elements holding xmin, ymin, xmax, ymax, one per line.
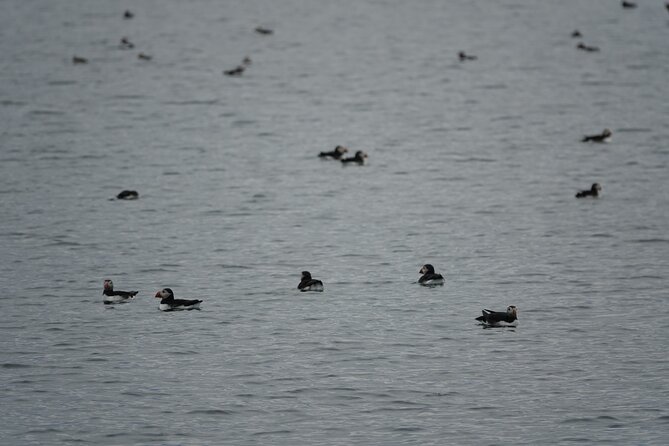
<box><xmin>341</xmin><ymin>150</ymin><xmax>368</xmax><ymax>165</ymax></box>
<box><xmin>582</xmin><ymin>128</ymin><xmax>612</xmax><ymax>143</ymax></box>
<box><xmin>575</xmin><ymin>183</ymin><xmax>602</xmax><ymax>198</ymax></box>
<box><xmin>571</xmin><ymin>30</ymin><xmax>582</xmax><ymax>38</ymax></box>
<box><xmin>319</xmin><ymin>145</ymin><xmax>349</xmax><ymax>159</ymax></box>
<box><xmin>576</xmin><ymin>42</ymin><xmax>599</xmax><ymax>52</ymax></box>
<box><xmin>72</xmin><ymin>56</ymin><xmax>88</xmax><ymax>64</ymax></box>
<box><xmin>116</xmin><ymin>190</ymin><xmax>139</xmax><ymax>200</ymax></box>
<box><xmin>621</xmin><ymin>1</ymin><xmax>637</xmax><ymax>9</ymax></box>
<box><xmin>255</xmin><ymin>26</ymin><xmax>274</xmax><ymax>35</ymax></box>
<box><xmin>120</xmin><ymin>37</ymin><xmax>135</xmax><ymax>50</ymax></box>
<box><xmin>123</xmin><ymin>10</ymin><xmax>134</xmax><ymax>19</ymax></box>
<box><xmin>458</xmin><ymin>51</ymin><xmax>477</xmax><ymax>61</ymax></box>
<box><xmin>138</xmin><ymin>52</ymin><xmax>152</xmax><ymax>61</ymax></box>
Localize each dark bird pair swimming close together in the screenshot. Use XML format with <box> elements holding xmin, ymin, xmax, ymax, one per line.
<box><xmin>318</xmin><ymin>146</ymin><xmax>368</xmax><ymax>165</ymax></box>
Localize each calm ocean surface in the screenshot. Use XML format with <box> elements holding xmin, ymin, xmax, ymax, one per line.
<box><xmin>1</xmin><ymin>0</ymin><xmax>668</xmax><ymax>444</ymax></box>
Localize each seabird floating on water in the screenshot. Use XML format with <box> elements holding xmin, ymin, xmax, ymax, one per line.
<box><xmin>298</xmin><ymin>271</ymin><xmax>324</xmax><ymax>292</ymax></box>
<box><xmin>582</xmin><ymin>128</ymin><xmax>611</xmax><ymax>143</ymax></box>
<box><xmin>575</xmin><ymin>183</ymin><xmax>602</xmax><ymax>198</ymax></box>
<box><xmin>475</xmin><ymin>306</ymin><xmax>518</xmax><ymax>326</ymax></box>
<box><xmin>418</xmin><ymin>264</ymin><xmax>445</xmax><ymax>286</ymax></box>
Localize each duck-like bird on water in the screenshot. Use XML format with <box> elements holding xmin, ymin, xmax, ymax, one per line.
<box><xmin>103</xmin><ymin>279</ymin><xmax>138</xmax><ymax>304</ymax></box>
<box><xmin>418</xmin><ymin>264</ymin><xmax>445</xmax><ymax>286</ymax></box>
<box><xmin>298</xmin><ymin>271</ymin><xmax>324</xmax><ymax>292</ymax></box>
<box><xmin>155</xmin><ymin>288</ymin><xmax>203</xmax><ymax>311</ymax></box>
<box><xmin>476</xmin><ymin>306</ymin><xmax>518</xmax><ymax>327</ymax></box>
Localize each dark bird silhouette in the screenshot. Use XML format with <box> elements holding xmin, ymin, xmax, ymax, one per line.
<box><xmin>341</xmin><ymin>150</ymin><xmax>368</xmax><ymax>165</ymax></box>
<box><xmin>575</xmin><ymin>183</ymin><xmax>602</xmax><ymax>198</ymax></box>
<box><xmin>571</xmin><ymin>30</ymin><xmax>582</xmax><ymax>38</ymax></box>
<box><xmin>458</xmin><ymin>51</ymin><xmax>477</xmax><ymax>61</ymax></box>
<box><xmin>576</xmin><ymin>42</ymin><xmax>599</xmax><ymax>52</ymax></box>
<box><xmin>255</xmin><ymin>26</ymin><xmax>274</xmax><ymax>35</ymax></box>
<box><xmin>621</xmin><ymin>1</ymin><xmax>637</xmax><ymax>9</ymax></box>
<box><xmin>116</xmin><ymin>190</ymin><xmax>139</xmax><ymax>200</ymax></box>
<box><xmin>298</xmin><ymin>271</ymin><xmax>324</xmax><ymax>292</ymax></box>
<box><xmin>476</xmin><ymin>306</ymin><xmax>518</xmax><ymax>326</ymax></box>
<box><xmin>582</xmin><ymin>129</ymin><xmax>612</xmax><ymax>143</ymax></box>
<box><xmin>138</xmin><ymin>53</ymin><xmax>152</xmax><ymax>61</ymax></box>
<box><xmin>123</xmin><ymin>10</ymin><xmax>134</xmax><ymax>19</ymax></box>
<box><xmin>319</xmin><ymin>145</ymin><xmax>349</xmax><ymax>159</ymax></box>
<box><xmin>120</xmin><ymin>37</ymin><xmax>135</xmax><ymax>50</ymax></box>
<box><xmin>418</xmin><ymin>264</ymin><xmax>445</xmax><ymax>286</ymax></box>
<box><xmin>72</xmin><ymin>56</ymin><xmax>88</xmax><ymax>64</ymax></box>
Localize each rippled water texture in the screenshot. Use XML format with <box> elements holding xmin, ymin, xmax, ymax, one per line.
<box><xmin>1</xmin><ymin>0</ymin><xmax>668</xmax><ymax>444</ymax></box>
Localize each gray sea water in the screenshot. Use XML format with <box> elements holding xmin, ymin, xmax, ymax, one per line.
<box><xmin>1</xmin><ymin>0</ymin><xmax>668</xmax><ymax>444</ymax></box>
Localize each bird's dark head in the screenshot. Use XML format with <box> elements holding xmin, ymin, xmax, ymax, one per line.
<box><xmin>507</xmin><ymin>306</ymin><xmax>518</xmax><ymax>317</ymax></box>
<box><xmin>155</xmin><ymin>288</ymin><xmax>174</xmax><ymax>299</ymax></box>
<box><xmin>103</xmin><ymin>279</ymin><xmax>113</xmax><ymax>291</ymax></box>
<box><xmin>420</xmin><ymin>264</ymin><xmax>435</xmax><ymax>274</ymax></box>
<box><xmin>301</xmin><ymin>271</ymin><xmax>312</xmax><ymax>280</ymax></box>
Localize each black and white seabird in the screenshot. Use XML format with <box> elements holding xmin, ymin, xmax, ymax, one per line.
<box><xmin>123</xmin><ymin>10</ymin><xmax>134</xmax><ymax>19</ymax></box>
<box><xmin>576</xmin><ymin>42</ymin><xmax>600</xmax><ymax>52</ymax></box>
<box><xmin>103</xmin><ymin>279</ymin><xmax>138</xmax><ymax>304</ymax></box>
<box><xmin>475</xmin><ymin>306</ymin><xmax>518</xmax><ymax>327</ymax></box>
<box><xmin>116</xmin><ymin>190</ymin><xmax>139</xmax><ymax>200</ymax></box>
<box><xmin>120</xmin><ymin>37</ymin><xmax>135</xmax><ymax>50</ymax></box>
<box><xmin>621</xmin><ymin>1</ymin><xmax>637</xmax><ymax>8</ymax></box>
<box><xmin>418</xmin><ymin>264</ymin><xmax>445</xmax><ymax>286</ymax></box>
<box><xmin>298</xmin><ymin>271</ymin><xmax>324</xmax><ymax>292</ymax></box>
<box><xmin>154</xmin><ymin>288</ymin><xmax>202</xmax><ymax>311</ymax></box>
<box><xmin>571</xmin><ymin>30</ymin><xmax>582</xmax><ymax>38</ymax></box>
<box><xmin>575</xmin><ymin>183</ymin><xmax>602</xmax><ymax>198</ymax></box>
<box><xmin>138</xmin><ymin>52</ymin><xmax>152</xmax><ymax>61</ymax></box>
<box><xmin>341</xmin><ymin>150</ymin><xmax>368</xmax><ymax>165</ymax></box>
<box><xmin>72</xmin><ymin>56</ymin><xmax>88</xmax><ymax>64</ymax></box>
<box><xmin>224</xmin><ymin>65</ymin><xmax>245</xmax><ymax>76</ymax></box>
<box><xmin>319</xmin><ymin>145</ymin><xmax>349</xmax><ymax>159</ymax></box>
<box><xmin>458</xmin><ymin>51</ymin><xmax>477</xmax><ymax>61</ymax></box>
<box><xmin>255</xmin><ymin>26</ymin><xmax>274</xmax><ymax>35</ymax></box>
<box><xmin>582</xmin><ymin>128</ymin><xmax>612</xmax><ymax>143</ymax></box>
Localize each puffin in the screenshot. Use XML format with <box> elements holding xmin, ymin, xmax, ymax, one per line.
<box><xmin>72</xmin><ymin>56</ymin><xmax>88</xmax><ymax>64</ymax></box>
<box><xmin>575</xmin><ymin>183</ymin><xmax>602</xmax><ymax>198</ymax></box>
<box><xmin>576</xmin><ymin>42</ymin><xmax>599</xmax><ymax>52</ymax></box>
<box><xmin>123</xmin><ymin>10</ymin><xmax>134</xmax><ymax>19</ymax></box>
<box><xmin>476</xmin><ymin>306</ymin><xmax>518</xmax><ymax>327</ymax></box>
<box><xmin>154</xmin><ymin>288</ymin><xmax>202</xmax><ymax>311</ymax></box>
<box><xmin>341</xmin><ymin>150</ymin><xmax>368</xmax><ymax>165</ymax></box>
<box><xmin>255</xmin><ymin>26</ymin><xmax>274</xmax><ymax>35</ymax></box>
<box><xmin>582</xmin><ymin>128</ymin><xmax>612</xmax><ymax>143</ymax></box>
<box><xmin>418</xmin><ymin>264</ymin><xmax>445</xmax><ymax>286</ymax></box>
<box><xmin>571</xmin><ymin>30</ymin><xmax>582</xmax><ymax>38</ymax></box>
<box><xmin>116</xmin><ymin>190</ymin><xmax>139</xmax><ymax>200</ymax></box>
<box><xmin>458</xmin><ymin>51</ymin><xmax>477</xmax><ymax>61</ymax></box>
<box><xmin>298</xmin><ymin>271</ymin><xmax>324</xmax><ymax>292</ymax></box>
<box><xmin>120</xmin><ymin>37</ymin><xmax>135</xmax><ymax>50</ymax></box>
<box><xmin>137</xmin><ymin>53</ymin><xmax>152</xmax><ymax>61</ymax></box>
<box><xmin>103</xmin><ymin>279</ymin><xmax>138</xmax><ymax>304</ymax></box>
<box><xmin>318</xmin><ymin>145</ymin><xmax>349</xmax><ymax>159</ymax></box>
<box><xmin>621</xmin><ymin>1</ymin><xmax>637</xmax><ymax>8</ymax></box>
<box><xmin>224</xmin><ymin>65</ymin><xmax>245</xmax><ymax>76</ymax></box>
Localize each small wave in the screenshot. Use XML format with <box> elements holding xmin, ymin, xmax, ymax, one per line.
<box><xmin>2</xmin><ymin>363</ymin><xmax>32</xmax><ymax>369</ymax></box>
<box><xmin>187</xmin><ymin>409</ymin><xmax>233</xmax><ymax>415</ymax></box>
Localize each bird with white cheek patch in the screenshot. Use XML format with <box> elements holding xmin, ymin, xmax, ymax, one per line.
<box><xmin>154</xmin><ymin>288</ymin><xmax>203</xmax><ymax>311</ymax></box>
